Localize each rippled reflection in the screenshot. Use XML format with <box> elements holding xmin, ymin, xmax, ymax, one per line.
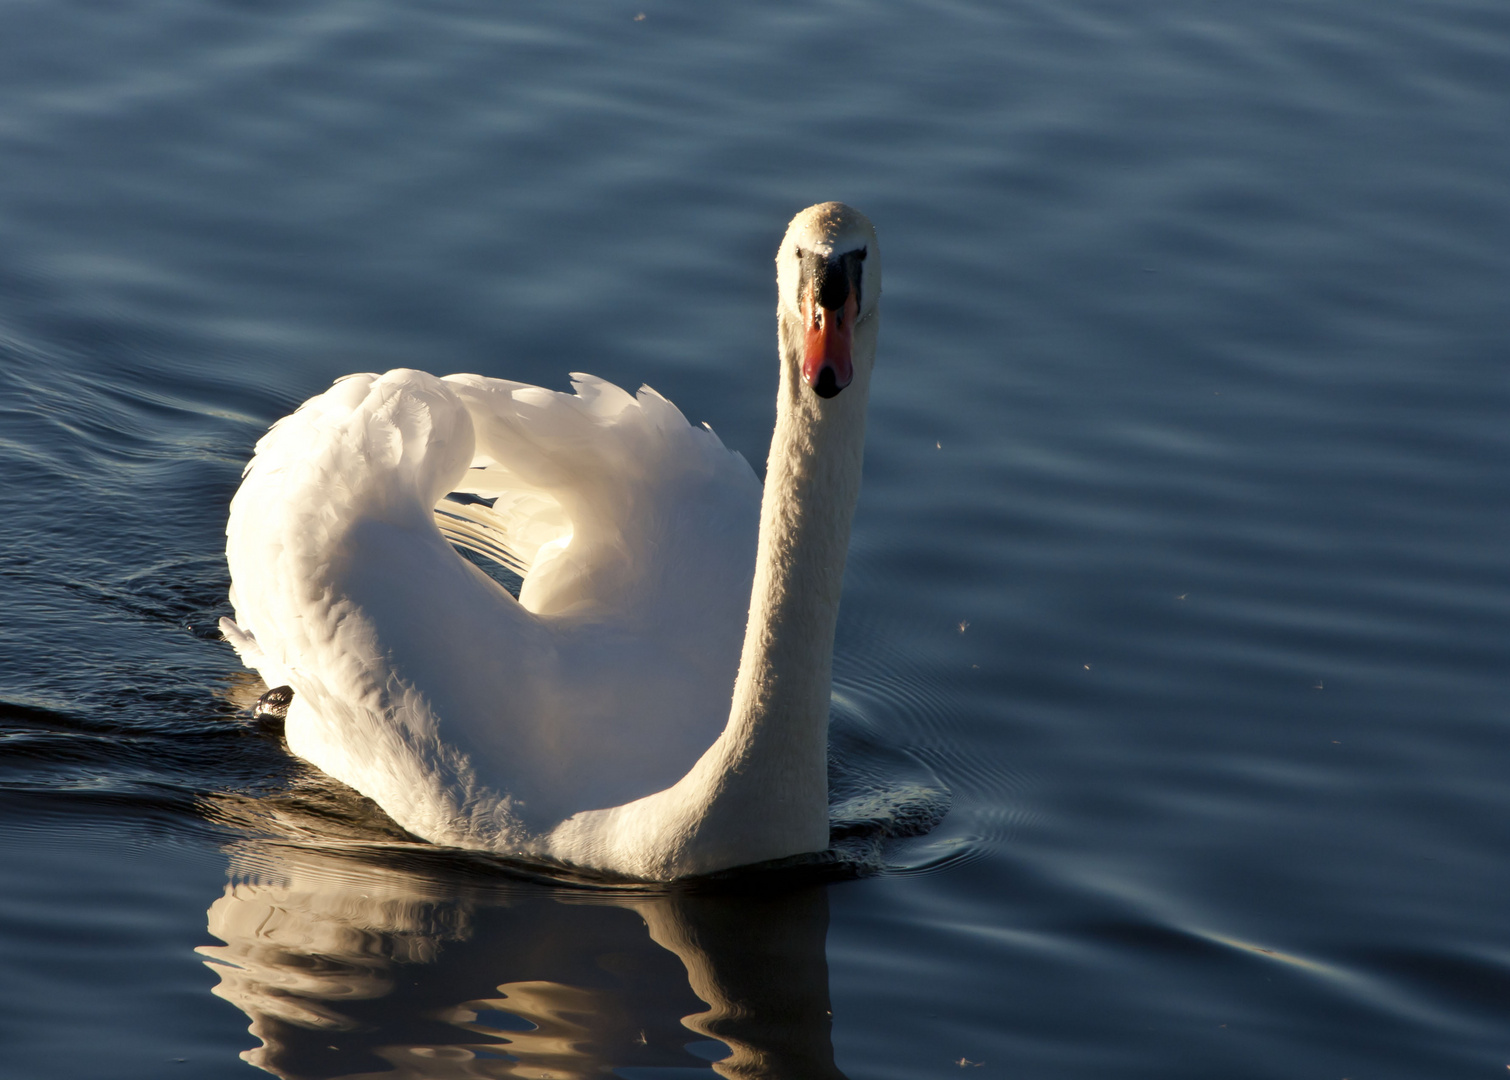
<box><xmin>198</xmin><ymin>842</ymin><xmax>847</xmax><ymax>1079</ymax></box>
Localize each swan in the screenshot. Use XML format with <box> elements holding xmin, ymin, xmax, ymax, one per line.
<box><xmin>220</xmin><ymin>202</ymin><xmax>881</xmax><ymax>880</ymax></box>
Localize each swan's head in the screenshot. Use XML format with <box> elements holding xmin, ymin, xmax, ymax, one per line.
<box><xmin>777</xmin><ymin>202</ymin><xmax>881</xmax><ymax>400</ymax></box>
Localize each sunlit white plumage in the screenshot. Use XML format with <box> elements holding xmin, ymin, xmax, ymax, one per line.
<box><xmin>221</xmin><ymin>203</ymin><xmax>881</xmax><ymax>879</ymax></box>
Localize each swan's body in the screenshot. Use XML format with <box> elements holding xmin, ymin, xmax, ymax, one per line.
<box><xmin>221</xmin><ymin>203</ymin><xmax>880</xmax><ymax>879</ymax></box>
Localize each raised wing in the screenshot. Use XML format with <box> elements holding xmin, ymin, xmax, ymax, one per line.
<box><xmin>222</xmin><ymin>368</ymin><xmax>763</xmax><ymax>848</ymax></box>
<box><xmin>442</xmin><ymin>373</ymin><xmax>760</xmax><ymax>623</ymax></box>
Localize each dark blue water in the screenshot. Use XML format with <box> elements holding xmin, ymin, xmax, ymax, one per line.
<box><xmin>3</xmin><ymin>1</ymin><xmax>1509</xmax><ymax>1076</ymax></box>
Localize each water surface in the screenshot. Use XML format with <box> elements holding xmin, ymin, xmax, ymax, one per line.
<box><xmin>2</xmin><ymin>1</ymin><xmax>1509</xmax><ymax>1077</ymax></box>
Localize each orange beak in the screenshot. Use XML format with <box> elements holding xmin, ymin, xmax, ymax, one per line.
<box><xmin>802</xmin><ymin>289</ymin><xmax>857</xmax><ymax>399</ymax></box>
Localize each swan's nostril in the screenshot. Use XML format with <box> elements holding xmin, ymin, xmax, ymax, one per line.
<box><xmin>813</xmin><ymin>366</ymin><xmax>843</xmax><ymax>399</ymax></box>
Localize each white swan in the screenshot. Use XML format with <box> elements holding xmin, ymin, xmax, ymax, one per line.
<box><xmin>220</xmin><ymin>202</ymin><xmax>880</xmax><ymax>880</ymax></box>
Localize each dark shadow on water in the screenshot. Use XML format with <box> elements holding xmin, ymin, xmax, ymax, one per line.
<box><xmin>198</xmin><ymin>839</ymin><xmax>849</xmax><ymax>1079</ymax></box>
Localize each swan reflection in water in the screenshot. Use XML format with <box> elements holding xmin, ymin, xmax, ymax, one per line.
<box><xmin>198</xmin><ymin>839</ymin><xmax>849</xmax><ymax>1079</ymax></box>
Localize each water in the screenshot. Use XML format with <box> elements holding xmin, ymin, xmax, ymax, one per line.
<box><xmin>2</xmin><ymin>0</ymin><xmax>1509</xmax><ymax>1076</ymax></box>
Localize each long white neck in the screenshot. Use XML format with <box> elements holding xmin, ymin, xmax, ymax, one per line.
<box><xmin>723</xmin><ymin>311</ymin><xmax>873</xmax><ymax>788</ymax></box>
<box><xmin>547</xmin><ymin>309</ymin><xmax>877</xmax><ymax>879</ymax></box>
<box><xmin>668</xmin><ymin>305</ymin><xmax>879</xmax><ymax>868</ymax></box>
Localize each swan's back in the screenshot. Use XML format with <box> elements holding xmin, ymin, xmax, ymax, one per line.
<box><xmin>224</xmin><ymin>368</ymin><xmax>761</xmax><ymax>849</ymax></box>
